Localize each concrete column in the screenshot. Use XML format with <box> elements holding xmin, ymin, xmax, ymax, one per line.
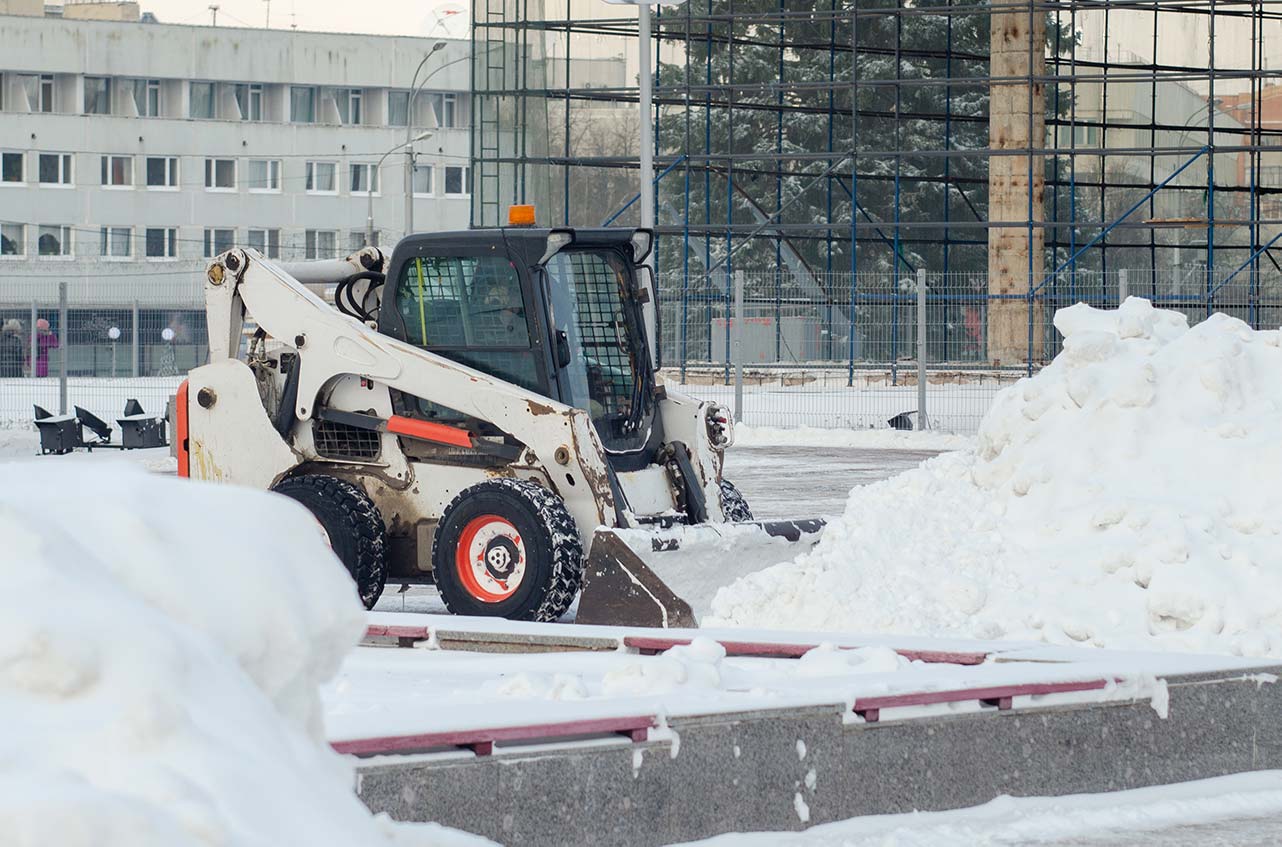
<box><xmin>988</xmin><ymin>2</ymin><xmax>1045</xmax><ymax>365</ymax></box>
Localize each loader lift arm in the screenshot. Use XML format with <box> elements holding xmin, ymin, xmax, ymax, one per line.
<box><xmin>205</xmin><ymin>249</ymin><xmax>618</xmax><ymax>535</ymax></box>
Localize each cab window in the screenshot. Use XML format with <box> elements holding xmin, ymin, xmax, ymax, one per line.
<box><xmin>397</xmin><ymin>254</ymin><xmax>541</xmax><ymax>393</ymax></box>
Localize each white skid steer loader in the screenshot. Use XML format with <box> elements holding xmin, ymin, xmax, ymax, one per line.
<box><xmin>175</xmin><ymin>212</ymin><xmax>824</xmax><ymax>627</ymax></box>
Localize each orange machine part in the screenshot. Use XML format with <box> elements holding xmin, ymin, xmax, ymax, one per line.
<box><xmin>386</xmin><ymin>415</ymin><xmax>473</xmax><ymax>449</ymax></box>
<box><xmin>175</xmin><ymin>379</ymin><xmax>190</xmax><ymax>478</ymax></box>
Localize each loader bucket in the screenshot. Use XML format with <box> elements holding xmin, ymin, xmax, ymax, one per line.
<box><xmin>576</xmin><ymin>520</ymin><xmax>826</xmax><ymax>628</ymax></box>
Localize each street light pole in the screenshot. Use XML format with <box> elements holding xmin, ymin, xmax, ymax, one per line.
<box><xmin>401</xmin><ymin>43</ymin><xmax>470</xmax><ymax>238</ymax></box>
<box><xmin>638</xmin><ymin>3</ymin><xmax>655</xmax><ymax>239</ymax></box>
<box><xmin>370</xmin><ymin>131</ymin><xmax>433</xmax><ymax>245</ymax></box>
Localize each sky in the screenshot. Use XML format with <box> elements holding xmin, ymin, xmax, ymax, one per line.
<box><xmin>138</xmin><ymin>0</ymin><xmax>470</xmax><ymax>37</ymax></box>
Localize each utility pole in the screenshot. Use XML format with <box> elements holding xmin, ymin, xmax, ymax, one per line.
<box><xmin>208</xmin><ymin>4</ymin><xmax>219</xmax><ymax>25</ymax></box>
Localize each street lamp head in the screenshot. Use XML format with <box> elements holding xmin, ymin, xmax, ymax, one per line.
<box><xmin>107</xmin><ymin>326</ymin><xmax>121</xmax><ymax>341</ymax></box>
<box><xmin>432</xmin><ymin>41</ymin><xmax>447</xmax><ymax>52</ymax></box>
<box><xmin>411</xmin><ymin>130</ymin><xmax>434</xmax><ymax>143</ymax></box>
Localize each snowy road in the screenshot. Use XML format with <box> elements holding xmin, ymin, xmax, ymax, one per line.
<box><xmin>723</xmin><ymin>445</ymin><xmax>941</xmax><ymax>519</ymax></box>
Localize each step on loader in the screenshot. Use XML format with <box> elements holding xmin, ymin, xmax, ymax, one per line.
<box><xmin>174</xmin><ymin>209</ymin><xmax>825</xmax><ymax>627</ymax></box>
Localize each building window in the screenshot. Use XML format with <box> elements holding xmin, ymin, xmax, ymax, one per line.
<box><xmin>247</xmin><ymin>228</ymin><xmax>280</xmax><ymax>259</ymax></box>
<box><xmin>235</xmin><ymin>83</ymin><xmax>263</xmax><ymax>121</ymax></box>
<box><xmin>100</xmin><ymin>226</ymin><xmax>132</xmax><ymax>258</ymax></box>
<box><xmin>412</xmin><ymin>164</ymin><xmax>433</xmax><ymax>196</ymax></box>
<box><xmin>100</xmin><ymin>155</ymin><xmax>133</xmax><ymax>188</ymax></box>
<box><xmin>349</xmin><ymin>163</ymin><xmax>379</xmax><ymax>194</ymax></box>
<box><xmin>305</xmin><ymin>161</ymin><xmax>337</xmax><ymax>193</ymax></box>
<box><xmin>2</xmin><ymin>152</ymin><xmax>24</xmax><ymax>184</ymax></box>
<box><xmin>247</xmin><ymin>159</ymin><xmax>280</xmax><ymax>191</ymax></box>
<box><xmin>145</xmin><ymin>156</ymin><xmax>179</xmax><ymax>189</ymax></box>
<box><xmin>305</xmin><ymin>229</ymin><xmax>337</xmax><ymax>259</ymax></box>
<box><xmin>145</xmin><ymin>227</ymin><xmax>178</xmax><ymax>259</ymax></box>
<box><xmin>38</xmin><ymin>153</ymin><xmax>73</xmax><ymax>186</ymax></box>
<box><xmin>336</xmin><ymin>88</ymin><xmax>362</xmax><ymax>125</ymax></box>
<box><xmin>37</xmin><ymin>225</ymin><xmax>72</xmax><ymax>257</ymax></box>
<box><xmin>84</xmin><ymin>76</ymin><xmax>111</xmax><ymax>114</ymax></box>
<box><xmin>350</xmin><ymin>230</ymin><xmax>379</xmax><ymax>251</ymax></box>
<box><xmin>39</xmin><ymin>74</ymin><xmax>54</xmax><ymax>113</ymax></box>
<box><xmin>190</xmin><ymin>82</ymin><xmax>216</xmax><ymax>119</ymax></box>
<box><xmin>441</xmin><ymin>93</ymin><xmax>457</xmax><ymax>128</ymax></box>
<box><xmin>387</xmin><ymin>90</ymin><xmax>409</xmax><ymax>127</ymax></box>
<box><xmin>0</xmin><ymin>223</ymin><xmax>23</xmax><ymax>256</ymax></box>
<box><xmin>203</xmin><ymin>228</ymin><xmax>235</xmax><ymax>257</ymax></box>
<box><xmin>132</xmin><ymin>79</ymin><xmax>160</xmax><ymax>117</ymax></box>
<box><xmin>444</xmin><ymin>165</ymin><xmax>471</xmax><ymax>196</ymax></box>
<box><xmin>204</xmin><ymin>158</ymin><xmax>236</xmax><ymax>190</ymax></box>
<box><xmin>290</xmin><ymin>86</ymin><xmax>316</xmax><ymax>123</ymax></box>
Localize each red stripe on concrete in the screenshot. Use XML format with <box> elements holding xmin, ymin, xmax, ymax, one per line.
<box><xmin>364</xmin><ymin>625</ymin><xmax>432</xmax><ymax>641</ymax></box>
<box><xmin>332</xmin><ymin>715</ymin><xmax>657</xmax><ymax>757</ymax></box>
<box><xmin>623</xmin><ymin>636</ymin><xmax>987</xmax><ymax>666</ymax></box>
<box><xmin>853</xmin><ymin>679</ymin><xmax>1114</xmax><ymax>723</ymax></box>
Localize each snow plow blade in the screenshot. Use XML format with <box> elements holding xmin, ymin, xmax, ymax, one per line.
<box><xmin>576</xmin><ymin>520</ymin><xmax>826</xmax><ymax>628</ymax></box>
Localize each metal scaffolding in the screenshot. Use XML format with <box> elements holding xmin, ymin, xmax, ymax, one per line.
<box><xmin>472</xmin><ymin>0</ymin><xmax>1282</xmax><ymax>375</ymax></box>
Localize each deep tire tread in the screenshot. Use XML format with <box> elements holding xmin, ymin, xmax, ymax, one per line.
<box><xmin>719</xmin><ymin>479</ymin><xmax>754</xmax><ymax>522</ymax></box>
<box><xmin>433</xmin><ymin>478</ymin><xmax>583</xmax><ymax>623</ymax></box>
<box><xmin>272</xmin><ymin>474</ymin><xmax>388</xmax><ymax>610</ymax></box>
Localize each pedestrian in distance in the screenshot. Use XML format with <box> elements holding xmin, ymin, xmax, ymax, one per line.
<box><xmin>32</xmin><ymin>318</ymin><xmax>59</xmax><ymax>377</ymax></box>
<box><xmin>0</xmin><ymin>319</ymin><xmax>23</xmax><ymax>378</ymax></box>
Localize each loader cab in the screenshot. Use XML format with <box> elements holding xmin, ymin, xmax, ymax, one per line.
<box><xmin>380</xmin><ymin>220</ymin><xmax>660</xmax><ymax>461</ymax></box>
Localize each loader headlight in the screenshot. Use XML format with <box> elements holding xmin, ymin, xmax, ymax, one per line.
<box><xmin>705</xmin><ymin>404</ymin><xmax>733</xmax><ymax>450</ymax></box>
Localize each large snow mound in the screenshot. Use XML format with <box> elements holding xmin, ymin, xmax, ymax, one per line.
<box><xmin>0</xmin><ymin>463</ymin><xmax>487</xmax><ymax>846</ymax></box>
<box><xmin>708</xmin><ymin>300</ymin><xmax>1282</xmax><ymax>657</ymax></box>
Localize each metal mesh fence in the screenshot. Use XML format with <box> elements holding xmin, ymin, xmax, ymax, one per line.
<box><xmin>658</xmin><ymin>268</ymin><xmax>1282</xmax><ymax>434</ymax></box>
<box><xmin>4</xmin><ymin>266</ymin><xmax>1275</xmax><ymax>435</ymax></box>
<box><xmin>1</xmin><ymin>275</ymin><xmax>205</xmax><ymax>427</ymax></box>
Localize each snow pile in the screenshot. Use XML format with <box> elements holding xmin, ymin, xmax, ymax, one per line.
<box><xmin>794</xmin><ymin>644</ymin><xmax>908</xmax><ymax>678</ymax></box>
<box><xmin>708</xmin><ymin>300</ymin><xmax>1282</xmax><ymax>657</ymax></box>
<box><xmin>0</xmin><ymin>462</ymin><xmax>485</xmax><ymax>847</ymax></box>
<box><xmin>602</xmin><ymin>637</ymin><xmax>728</xmax><ymax>697</ymax></box>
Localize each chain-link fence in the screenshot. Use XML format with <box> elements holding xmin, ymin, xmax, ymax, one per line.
<box><xmin>4</xmin><ymin>266</ymin><xmax>1274</xmax><ymax>435</ymax></box>
<box><xmin>1</xmin><ymin>275</ymin><xmax>205</xmax><ymax>427</ymax></box>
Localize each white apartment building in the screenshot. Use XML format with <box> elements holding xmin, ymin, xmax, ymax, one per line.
<box><xmin>0</xmin><ymin>10</ymin><xmax>471</xmax><ymax>313</ymax></box>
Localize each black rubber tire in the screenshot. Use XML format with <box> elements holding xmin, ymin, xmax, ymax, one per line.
<box><xmin>272</xmin><ymin>474</ymin><xmax>388</xmax><ymax>610</ymax></box>
<box><xmin>719</xmin><ymin>479</ymin><xmax>754</xmax><ymax>522</ymax></box>
<box><xmin>432</xmin><ymin>478</ymin><xmax>583</xmax><ymax>622</ymax></box>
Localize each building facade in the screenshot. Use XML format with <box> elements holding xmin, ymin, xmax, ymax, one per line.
<box><xmin>0</xmin><ymin>11</ymin><xmax>470</xmax><ymax>334</ymax></box>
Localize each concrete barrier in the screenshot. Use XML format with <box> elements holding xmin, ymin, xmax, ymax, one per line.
<box><xmin>353</xmin><ymin>664</ymin><xmax>1281</xmax><ymax>847</ymax></box>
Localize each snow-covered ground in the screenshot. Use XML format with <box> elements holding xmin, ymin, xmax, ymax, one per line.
<box><xmin>673</xmin><ymin>772</ymin><xmax>1282</xmax><ymax>846</ymax></box>
<box><xmin>710</xmin><ymin>300</ymin><xmax>1282</xmax><ymax>659</ymax></box>
<box><xmin>0</xmin><ymin>461</ymin><xmax>490</xmax><ymax>846</ymax></box>
<box><xmin>329</xmin><ymin>612</ymin><xmax>1267</xmax><ymax>745</ymax></box>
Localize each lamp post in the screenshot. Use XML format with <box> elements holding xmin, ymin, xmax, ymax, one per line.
<box><xmin>403</xmin><ymin>41</ymin><xmax>473</xmax><ymax>237</ymax></box>
<box><xmin>604</xmin><ymin>0</ymin><xmax>686</xmax><ymax>268</ymax></box>
<box><xmin>369</xmin><ymin>131</ymin><xmax>433</xmax><ymax>246</ymax></box>
<box><xmin>107</xmin><ymin>326</ymin><xmax>120</xmax><ymax>376</ymax></box>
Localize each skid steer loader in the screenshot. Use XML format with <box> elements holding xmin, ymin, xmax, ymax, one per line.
<box><xmin>175</xmin><ymin>210</ymin><xmax>824</xmax><ymax>627</ymax></box>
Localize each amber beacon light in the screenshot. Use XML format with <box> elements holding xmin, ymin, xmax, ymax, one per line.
<box><xmin>507</xmin><ymin>205</ymin><xmax>537</xmax><ymax>227</ymax></box>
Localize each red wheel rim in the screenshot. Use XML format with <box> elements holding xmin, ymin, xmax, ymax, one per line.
<box><xmin>455</xmin><ymin>514</ymin><xmax>526</xmax><ymax>603</ymax></box>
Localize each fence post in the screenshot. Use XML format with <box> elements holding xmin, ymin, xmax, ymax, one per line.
<box><xmin>29</xmin><ymin>302</ymin><xmax>37</xmax><ymax>379</ymax></box>
<box><xmin>916</xmin><ymin>268</ymin><xmax>929</xmax><ymax>431</ymax></box>
<box><xmin>1118</xmin><ymin>269</ymin><xmax>1128</xmax><ymax>306</ymax></box>
<box><xmin>733</xmin><ymin>269</ymin><xmax>744</xmax><ymax>424</ymax></box>
<box><xmin>131</xmin><ymin>299</ymin><xmax>140</xmax><ymax>377</ymax></box>
<box><xmin>58</xmin><ymin>281</ymin><xmax>68</xmax><ymax>415</ymax></box>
